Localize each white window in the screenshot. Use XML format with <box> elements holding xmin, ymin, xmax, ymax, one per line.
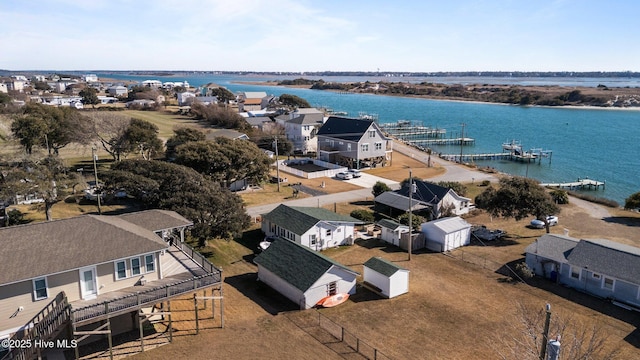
<box><xmin>115</xmin><ymin>260</ymin><xmax>127</xmax><ymax>280</ymax></box>
<box><xmin>368</xmin><ymin>130</ymin><xmax>376</xmax><ymax>138</ymax></box>
<box><xmin>603</xmin><ymin>277</ymin><xmax>615</xmax><ymax>290</ymax></box>
<box><xmin>361</xmin><ymin>143</ymin><xmax>369</xmax><ymax>152</ymax></box>
<box><xmin>145</xmin><ymin>254</ymin><xmax>155</xmax><ymax>273</ymax></box>
<box><xmin>326</xmin><ymin>229</ymin><xmax>332</xmax><ymax>236</ymax></box>
<box><xmin>570</xmin><ymin>266</ymin><xmax>581</xmax><ymax>280</ymax></box>
<box><xmin>33</xmin><ymin>277</ymin><xmax>48</xmax><ymax>301</ymax></box>
<box><xmin>131</xmin><ymin>257</ymin><xmax>141</xmax><ymax>276</ymax></box>
<box><xmin>310</xmin><ymin>234</ymin><xmax>317</xmax><ymax>245</ymax></box>
<box><xmin>375</xmin><ymin>142</ymin><xmax>382</xmax><ymax>151</ymax></box>
<box><xmin>347</xmin><ymin>144</ymin><xmax>351</xmax><ymax>151</ymax></box>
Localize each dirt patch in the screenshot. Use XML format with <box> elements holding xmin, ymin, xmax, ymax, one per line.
<box><xmin>128</xmin><ymin>206</ymin><xmax>640</xmax><ymax>360</ymax></box>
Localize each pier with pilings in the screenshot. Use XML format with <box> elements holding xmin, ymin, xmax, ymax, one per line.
<box><xmin>540</xmin><ymin>178</ymin><xmax>605</xmax><ymax>190</ymax></box>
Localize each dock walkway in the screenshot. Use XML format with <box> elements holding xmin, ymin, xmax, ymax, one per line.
<box><xmin>540</xmin><ymin>178</ymin><xmax>605</xmax><ymax>190</ymax></box>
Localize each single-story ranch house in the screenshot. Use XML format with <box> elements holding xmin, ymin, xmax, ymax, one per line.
<box><xmin>261</xmin><ymin>204</ymin><xmax>361</xmax><ymax>251</ymax></box>
<box><xmin>525</xmin><ymin>234</ymin><xmax>640</xmax><ymax>309</ymax></box>
<box><xmin>254</xmin><ymin>238</ymin><xmax>358</xmax><ymax>309</ymax></box>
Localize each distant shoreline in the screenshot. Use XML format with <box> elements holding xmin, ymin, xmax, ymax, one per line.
<box><xmin>234</xmin><ymin>80</ymin><xmax>640</xmax><ymax>111</ymax></box>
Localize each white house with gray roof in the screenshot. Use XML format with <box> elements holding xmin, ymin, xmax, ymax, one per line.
<box><xmin>275</xmin><ymin>108</ymin><xmax>326</xmax><ymax>154</ymax></box>
<box><xmin>254</xmin><ymin>238</ymin><xmax>358</xmax><ymax>309</ymax></box>
<box><xmin>261</xmin><ymin>204</ymin><xmax>361</xmax><ymax>251</ymax></box>
<box><xmin>525</xmin><ymin>235</ymin><xmax>640</xmax><ymax>309</ymax></box>
<box><xmin>363</xmin><ymin>257</ymin><xmax>409</xmax><ymax>299</ymax></box>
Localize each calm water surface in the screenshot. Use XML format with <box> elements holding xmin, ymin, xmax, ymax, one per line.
<box><xmin>98</xmin><ymin>73</ymin><xmax>640</xmax><ymax>204</ymax></box>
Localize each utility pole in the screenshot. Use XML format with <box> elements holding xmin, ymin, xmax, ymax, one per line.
<box><xmin>275</xmin><ymin>136</ymin><xmax>280</xmax><ymax>192</ymax></box>
<box><xmin>539</xmin><ymin>303</ymin><xmax>552</xmax><ymax>360</ymax></box>
<box><xmin>459</xmin><ymin>122</ymin><xmax>466</xmax><ymax>163</ymax></box>
<box><xmin>92</xmin><ymin>146</ymin><xmax>102</xmax><ymax>215</ymax></box>
<box><xmin>408</xmin><ymin>168</ymin><xmax>412</xmax><ymax>261</ymax></box>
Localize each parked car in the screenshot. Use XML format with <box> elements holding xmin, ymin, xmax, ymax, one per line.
<box><xmin>530</xmin><ymin>215</ymin><xmax>559</xmax><ymax>229</ymax></box>
<box><xmin>335</xmin><ymin>172</ymin><xmax>353</xmax><ymax>180</ymax></box>
<box><xmin>348</xmin><ymin>169</ymin><xmax>362</xmax><ymax>178</ymax></box>
<box><xmin>258</xmin><ymin>236</ymin><xmax>278</xmax><ymax>252</ymax></box>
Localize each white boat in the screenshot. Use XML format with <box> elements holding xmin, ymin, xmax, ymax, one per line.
<box><xmin>502</xmin><ymin>140</ymin><xmax>522</xmax><ymax>151</ymax></box>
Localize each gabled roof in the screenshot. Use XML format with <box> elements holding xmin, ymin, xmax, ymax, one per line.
<box><xmin>423</xmin><ymin>217</ymin><xmax>471</xmax><ymax>233</ymax></box>
<box><xmin>242</xmin><ymin>91</ymin><xmax>267</xmax><ymax>99</ymax></box>
<box><xmin>288</xmin><ymin>113</ymin><xmax>324</xmax><ymax>125</ymax></box>
<box><xmin>363</xmin><ymin>257</ymin><xmax>408</xmax><ymax>277</ymax></box>
<box><xmin>254</xmin><ymin>238</ymin><xmax>358</xmax><ymax>292</ymax></box>
<box><xmin>262</xmin><ymin>204</ymin><xmax>360</xmax><ymax>236</ymax></box>
<box><xmin>118</xmin><ymin>209</ymin><xmax>193</xmax><ymax>233</ymax></box>
<box><xmin>317</xmin><ymin>116</ymin><xmax>382</xmax><ymax>141</ymax></box>
<box><xmin>374</xmin><ymin>191</ymin><xmax>431</xmax><ymax>212</ymax></box>
<box><xmin>377</xmin><ymin>218</ymin><xmax>406</xmax><ymax>231</ymax></box>
<box><xmin>567</xmin><ymin>239</ymin><xmax>640</xmax><ymax>284</ymax></box>
<box><xmin>524</xmin><ymin>234</ymin><xmax>579</xmax><ymax>263</ymax></box>
<box><xmin>243</xmin><ymin>98</ymin><xmax>262</xmax><ymax>105</ymax></box>
<box><xmin>396</xmin><ymin>180</ymin><xmax>453</xmax><ymax>204</ymax></box>
<box><xmin>0</xmin><ymin>212</ymin><xmax>179</xmax><ymax>285</ymax></box>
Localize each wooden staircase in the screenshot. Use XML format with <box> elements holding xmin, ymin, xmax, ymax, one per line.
<box><xmin>2</xmin><ymin>292</ymin><xmax>71</xmax><ymax>360</ymax></box>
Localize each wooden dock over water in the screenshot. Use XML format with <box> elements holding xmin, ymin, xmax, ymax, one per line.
<box><xmin>540</xmin><ymin>178</ymin><xmax>605</xmax><ymax>190</ymax></box>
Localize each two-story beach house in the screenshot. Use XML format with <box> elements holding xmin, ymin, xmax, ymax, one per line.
<box><xmin>0</xmin><ymin>210</ymin><xmax>221</xmax><ymax>359</ymax></box>
<box><xmin>275</xmin><ymin>108</ymin><xmax>326</xmax><ymax>154</ymax></box>
<box><xmin>316</xmin><ymin>116</ymin><xmax>392</xmax><ymax>169</ymax></box>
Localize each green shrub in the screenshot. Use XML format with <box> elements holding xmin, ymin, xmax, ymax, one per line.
<box><xmin>550</xmin><ymin>189</ymin><xmax>569</xmax><ymax>204</ymax></box>
<box><xmin>350</xmin><ymin>209</ymin><xmax>375</xmax><ymax>222</ymax></box>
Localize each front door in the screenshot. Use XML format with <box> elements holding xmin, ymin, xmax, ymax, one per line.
<box><xmin>80</xmin><ymin>266</ymin><xmax>98</xmax><ymax>299</ymax></box>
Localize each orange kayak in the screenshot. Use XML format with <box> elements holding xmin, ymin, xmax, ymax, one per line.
<box><xmin>317</xmin><ymin>293</ymin><xmax>349</xmax><ymax>307</ymax></box>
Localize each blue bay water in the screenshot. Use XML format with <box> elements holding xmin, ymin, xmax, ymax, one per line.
<box><xmin>99</xmin><ymin>73</ymin><xmax>640</xmax><ymax>205</ymax></box>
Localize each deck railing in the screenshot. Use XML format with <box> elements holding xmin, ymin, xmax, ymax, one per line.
<box><xmin>2</xmin><ymin>292</ymin><xmax>71</xmax><ymax>360</ymax></box>
<box><xmin>177</xmin><ymin>241</ymin><xmax>219</xmax><ymax>275</ymax></box>
<box><xmin>71</xmin><ymin>272</ymin><xmax>220</xmax><ymax>325</ymax></box>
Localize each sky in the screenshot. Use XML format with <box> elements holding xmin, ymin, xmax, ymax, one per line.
<box><xmin>1</xmin><ymin>0</ymin><xmax>638</xmax><ymax>72</ymax></box>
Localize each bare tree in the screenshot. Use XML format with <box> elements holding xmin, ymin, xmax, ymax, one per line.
<box><xmin>493</xmin><ymin>302</ymin><xmax>620</xmax><ymax>360</ymax></box>
<box><xmin>86</xmin><ymin>112</ymin><xmax>131</xmax><ymax>161</ymax></box>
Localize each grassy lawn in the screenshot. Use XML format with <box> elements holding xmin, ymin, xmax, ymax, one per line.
<box><xmin>121</xmin><ymin>110</ymin><xmax>204</xmax><ymax>140</ymax></box>
<box><xmin>129</xmin><ymin>203</ymin><xmax>640</xmax><ymax>359</ymax></box>
<box><xmin>366</xmin><ymin>152</ymin><xmax>446</xmax><ymax>181</ymax></box>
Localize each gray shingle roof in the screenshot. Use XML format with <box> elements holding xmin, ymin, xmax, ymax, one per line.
<box><xmin>0</xmin><ymin>211</ymin><xmax>184</xmax><ymax>285</ymax></box>
<box><xmin>363</xmin><ymin>257</ymin><xmax>407</xmax><ymax>277</ymax></box>
<box><xmin>316</xmin><ymin>116</ymin><xmax>376</xmax><ymax>141</ymax></box>
<box><xmin>524</xmin><ymin>234</ymin><xmax>579</xmax><ymax>263</ymax></box>
<box><xmin>262</xmin><ymin>205</ymin><xmax>360</xmax><ymax>236</ymax></box>
<box><xmin>254</xmin><ymin>238</ymin><xmax>357</xmax><ymax>292</ymax></box>
<box><xmin>118</xmin><ymin>209</ymin><xmax>193</xmax><ymax>232</ymax></box>
<box><xmin>377</xmin><ymin>219</ymin><xmax>403</xmax><ymax>230</ymax></box>
<box><xmin>567</xmin><ymin>239</ymin><xmax>640</xmax><ymax>284</ymax></box>
<box><xmin>374</xmin><ymin>191</ymin><xmax>431</xmax><ymax>212</ymax></box>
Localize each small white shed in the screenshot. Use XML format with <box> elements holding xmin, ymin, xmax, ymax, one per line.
<box><xmin>363</xmin><ymin>257</ymin><xmax>409</xmax><ymax>299</ymax></box>
<box><xmin>421</xmin><ymin>216</ymin><xmax>471</xmax><ymax>252</ymax></box>
<box><xmin>377</xmin><ymin>219</ymin><xmax>410</xmax><ymax>247</ymax></box>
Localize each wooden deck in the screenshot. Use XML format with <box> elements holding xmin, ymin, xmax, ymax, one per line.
<box><xmin>70</xmin><ymin>245</ymin><xmax>221</xmax><ymax>326</ymax></box>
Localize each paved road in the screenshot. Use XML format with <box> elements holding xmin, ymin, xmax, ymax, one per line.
<box><xmin>246</xmin><ymin>141</ymin><xmax>498</xmax><ymax>218</ymax></box>
<box><xmin>391</xmin><ymin>141</ymin><xmax>499</xmax><ymax>183</ymax></box>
